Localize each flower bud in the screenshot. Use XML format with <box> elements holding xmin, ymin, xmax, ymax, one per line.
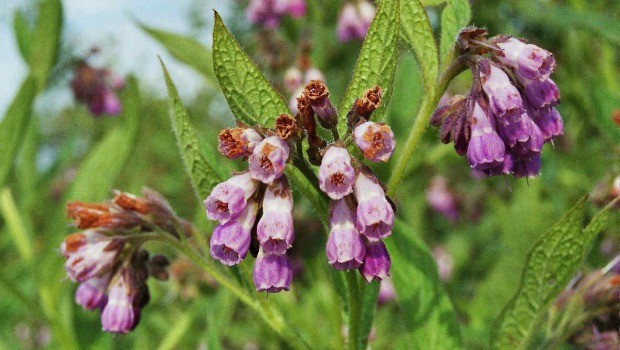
<box><xmin>319</xmin><ymin>146</ymin><xmax>356</xmax><ymax>200</ymax></box>
<box><xmin>101</xmin><ymin>269</ymin><xmax>147</xmax><ymax>334</ymax></box>
<box><xmin>210</xmin><ymin>200</ymin><xmax>258</xmax><ymax>266</ymax></box>
<box><xmin>66</xmin><ymin>202</ymin><xmax>110</xmax><ymax>229</ymax></box>
<box><xmin>359</xmin><ymin>241</ymin><xmax>391</xmax><ymax>283</ymax></box>
<box><xmin>353</xmin><ymin>122</ymin><xmax>395</xmax><ymax>162</ymax></box>
<box><xmin>349</xmin><ymin>86</ymin><xmax>383</xmax><ymax>128</ymax></box>
<box><xmin>304</xmin><ymin>80</ymin><xmax>338</xmax><ymax>129</ymax></box>
<box><xmin>248</xmin><ymin>136</ymin><xmax>290</xmax><ymax>184</ymax></box>
<box><xmin>337</xmin><ymin>1</ymin><xmax>375</xmax><ymax>42</ymax></box>
<box><xmin>204</xmin><ymin>172</ymin><xmax>257</xmax><ymax>224</ymax></box>
<box><xmin>148</xmin><ymin>255</ymin><xmax>171</xmax><ymax>281</ymax></box>
<box><xmin>218</xmin><ymin>127</ymin><xmax>263</xmax><ymax>159</ymax></box>
<box><xmin>326</xmin><ymin>198</ymin><xmax>366</xmax><ymax>270</ymax></box>
<box><xmin>253</xmin><ymin>252</ymin><xmax>293</xmax><ymax>293</ymax></box>
<box><xmin>75</xmin><ymin>273</ymin><xmax>111</xmax><ymax>311</ymax></box>
<box><xmin>354</xmin><ymin>173</ymin><xmax>394</xmax><ymax>242</ymax></box>
<box><xmin>495</xmin><ymin>36</ymin><xmax>555</xmax><ymax>81</ymax></box>
<box><xmin>257</xmin><ymin>178</ymin><xmax>294</xmax><ymax>254</ymax></box>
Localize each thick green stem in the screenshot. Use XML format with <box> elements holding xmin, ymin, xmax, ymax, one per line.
<box><xmin>386</xmin><ymin>57</ymin><xmax>467</xmax><ymax>197</ymax></box>
<box><xmin>346</xmin><ymin>272</ymin><xmax>363</xmax><ymax>350</ymax></box>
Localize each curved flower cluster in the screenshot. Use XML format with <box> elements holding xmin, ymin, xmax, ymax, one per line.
<box><xmin>431</xmin><ymin>28</ymin><xmax>563</xmax><ymax>178</ymax></box>
<box><xmin>337</xmin><ymin>0</ymin><xmax>376</xmax><ymax>42</ymax></box>
<box><xmin>246</xmin><ymin>0</ymin><xmax>306</xmax><ymax>29</ymax></box>
<box><xmin>71</xmin><ymin>60</ymin><xmax>125</xmax><ymax>116</ymax></box>
<box><xmin>205</xmin><ymin>80</ymin><xmax>396</xmax><ymax>291</ymax></box>
<box><xmin>60</xmin><ymin>189</ymin><xmax>180</xmax><ymax>333</ymax></box>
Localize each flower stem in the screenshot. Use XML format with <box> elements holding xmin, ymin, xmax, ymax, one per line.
<box><xmin>386</xmin><ymin>56</ymin><xmax>467</xmax><ymax>197</ymax></box>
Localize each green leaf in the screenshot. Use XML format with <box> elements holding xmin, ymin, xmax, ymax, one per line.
<box><xmin>493</xmin><ymin>195</ymin><xmax>608</xmax><ymax>349</ymax></box>
<box><xmin>339</xmin><ymin>0</ymin><xmax>400</xmax><ymax>134</ymax></box>
<box><xmin>138</xmin><ymin>22</ymin><xmax>216</xmax><ymax>82</ymax></box>
<box><xmin>13</xmin><ymin>9</ymin><xmax>32</xmax><ymax>63</ymax></box>
<box><xmin>29</xmin><ymin>0</ymin><xmax>63</xmax><ymax>91</ymax></box>
<box><xmin>439</xmin><ymin>0</ymin><xmax>470</xmax><ymax>69</ymax></box>
<box><xmin>212</xmin><ymin>12</ymin><xmax>289</xmax><ymax>127</ymax></box>
<box><xmin>386</xmin><ymin>219</ymin><xmax>462</xmax><ymax>349</ymax></box>
<box><xmin>0</xmin><ymin>188</ymin><xmax>33</xmax><ymax>264</ymax></box>
<box><xmin>160</xmin><ymin>59</ymin><xmax>224</xmax><ymax>200</ymax></box>
<box><xmin>68</xmin><ymin>77</ymin><xmax>141</xmax><ymax>202</ymax></box>
<box><xmin>358</xmin><ymin>281</ymin><xmax>380</xmax><ymax>349</ymax></box>
<box><xmin>400</xmin><ymin>0</ymin><xmax>439</xmax><ymax>88</ymax></box>
<box><xmin>0</xmin><ymin>76</ymin><xmax>37</xmax><ymax>188</ymax></box>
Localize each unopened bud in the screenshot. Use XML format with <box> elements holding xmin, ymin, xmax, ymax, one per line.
<box><xmin>304</xmin><ymin>80</ymin><xmax>338</xmax><ymax>129</ymax></box>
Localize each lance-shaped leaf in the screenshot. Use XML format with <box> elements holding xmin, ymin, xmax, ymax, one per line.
<box><xmin>212</xmin><ymin>11</ymin><xmax>289</xmax><ymax>127</ymax></box>
<box><xmin>493</xmin><ymin>195</ymin><xmax>613</xmax><ymax>349</ymax></box>
<box><xmin>160</xmin><ymin>59</ymin><xmax>223</xmax><ymax>200</ymax></box>
<box><xmin>385</xmin><ymin>219</ymin><xmax>462</xmax><ymax>349</ymax></box>
<box><xmin>139</xmin><ymin>23</ymin><xmax>216</xmax><ymax>82</ymax></box>
<box><xmin>13</xmin><ymin>9</ymin><xmax>32</xmax><ymax>63</ymax></box>
<box><xmin>339</xmin><ymin>0</ymin><xmax>400</xmax><ymax>135</ymax></box>
<box><xmin>0</xmin><ymin>76</ymin><xmax>37</xmax><ymax>188</ymax></box>
<box><xmin>400</xmin><ymin>0</ymin><xmax>438</xmax><ymax>89</ymax></box>
<box><xmin>29</xmin><ymin>0</ymin><xmax>63</xmax><ymax>91</ymax></box>
<box><xmin>439</xmin><ymin>0</ymin><xmax>470</xmax><ymax>69</ymax></box>
<box><xmin>68</xmin><ymin>77</ymin><xmax>141</xmax><ymax>202</ymax></box>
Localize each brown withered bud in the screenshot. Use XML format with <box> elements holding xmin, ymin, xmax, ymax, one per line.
<box><xmin>148</xmin><ymin>254</ymin><xmax>171</xmax><ymax>281</ymax></box>
<box><xmin>347</xmin><ymin>86</ymin><xmax>383</xmax><ymax>130</ymax></box>
<box><xmin>217</xmin><ymin>127</ymin><xmax>263</xmax><ymax>159</ymax></box>
<box><xmin>304</xmin><ymin>80</ymin><xmax>338</xmax><ymax>129</ymax></box>
<box><xmin>113</xmin><ymin>192</ymin><xmax>150</xmax><ymax>214</ymax></box>
<box><xmin>457</xmin><ymin>27</ymin><xmax>493</xmax><ymax>54</ymax></box>
<box><xmin>430</xmin><ymin>94</ymin><xmax>470</xmax><ymax>156</ymax></box>
<box><xmin>96</xmin><ymin>211</ymin><xmax>144</xmax><ymax>231</ymax></box>
<box><xmin>274</xmin><ymin>114</ymin><xmax>298</xmax><ymax>140</ymax></box>
<box><xmin>66</xmin><ymin>202</ymin><xmax>110</xmax><ymax>229</ymax></box>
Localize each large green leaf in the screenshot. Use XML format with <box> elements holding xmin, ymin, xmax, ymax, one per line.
<box><xmin>212</xmin><ymin>12</ymin><xmax>289</xmax><ymax>127</ymax></box>
<box><xmin>386</xmin><ymin>219</ymin><xmax>462</xmax><ymax>349</ymax></box>
<box><xmin>68</xmin><ymin>77</ymin><xmax>141</xmax><ymax>202</ymax></box>
<box><xmin>339</xmin><ymin>0</ymin><xmax>400</xmax><ymax>134</ymax></box>
<box><xmin>493</xmin><ymin>195</ymin><xmax>612</xmax><ymax>349</ymax></box>
<box><xmin>139</xmin><ymin>23</ymin><xmax>216</xmax><ymax>82</ymax></box>
<box><xmin>439</xmin><ymin>0</ymin><xmax>470</xmax><ymax>69</ymax></box>
<box><xmin>400</xmin><ymin>0</ymin><xmax>438</xmax><ymax>89</ymax></box>
<box><xmin>160</xmin><ymin>59</ymin><xmax>224</xmax><ymax>200</ymax></box>
<box><xmin>13</xmin><ymin>9</ymin><xmax>32</xmax><ymax>63</ymax></box>
<box><xmin>29</xmin><ymin>0</ymin><xmax>63</xmax><ymax>91</ymax></box>
<box><xmin>0</xmin><ymin>76</ymin><xmax>37</xmax><ymax>188</ymax></box>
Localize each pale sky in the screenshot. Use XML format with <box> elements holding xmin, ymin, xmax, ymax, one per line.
<box><xmin>0</xmin><ymin>0</ymin><xmax>231</xmax><ymax>117</ymax></box>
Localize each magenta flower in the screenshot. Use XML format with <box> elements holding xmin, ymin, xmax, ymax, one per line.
<box><xmin>101</xmin><ymin>269</ymin><xmax>147</xmax><ymax>334</ymax></box>
<box><xmin>359</xmin><ymin>241</ymin><xmax>391</xmax><ymax>283</ymax></box>
<box><xmin>326</xmin><ymin>198</ymin><xmax>366</xmax><ymax>270</ymax></box>
<box><xmin>337</xmin><ymin>1</ymin><xmax>375</xmax><ymax>42</ymax></box>
<box><xmin>253</xmin><ymin>252</ymin><xmax>293</xmax><ymax>293</ymax></box>
<box><xmin>353</xmin><ymin>122</ymin><xmax>396</xmax><ymax>162</ymax></box>
<box><xmin>354</xmin><ymin>173</ymin><xmax>394</xmax><ymax>242</ymax></box>
<box><xmin>286</xmin><ymin>0</ymin><xmax>306</xmax><ymax>18</ymax></box>
<box><xmin>519</xmin><ymin>77</ymin><xmax>560</xmax><ymax>110</ymax></box>
<box><xmin>64</xmin><ymin>232</ymin><xmax>124</xmax><ymax>283</ymax></box>
<box><xmin>495</xmin><ymin>37</ymin><xmax>555</xmax><ymax>81</ymax></box>
<box><xmin>479</xmin><ymin>60</ymin><xmax>524</xmax><ymax>120</ymax></box>
<box><xmin>75</xmin><ymin>273</ymin><xmax>111</xmax><ymax>311</ymax></box>
<box><xmin>249</xmin><ymin>136</ymin><xmax>290</xmax><ymax>184</ymax></box>
<box><xmin>512</xmin><ymin>154</ymin><xmax>542</xmax><ymax>178</ymax></box>
<box><xmin>210</xmin><ymin>201</ymin><xmax>258</xmax><ymax>266</ymax></box>
<box><xmin>257</xmin><ymin>178</ymin><xmax>294</xmax><ymax>254</ymax></box>
<box><xmin>319</xmin><ymin>146</ymin><xmax>356</xmax><ymax>200</ymax></box>
<box><xmin>71</xmin><ymin>61</ymin><xmax>124</xmax><ymax>116</ymax></box>
<box><xmin>530</xmin><ymin>106</ymin><xmax>564</xmax><ymax>141</ymax></box>
<box><xmin>466</xmin><ymin>100</ymin><xmax>506</xmax><ymax>174</ymax></box>
<box><xmin>204</xmin><ymin>172</ymin><xmax>258</xmax><ymax>224</ymax></box>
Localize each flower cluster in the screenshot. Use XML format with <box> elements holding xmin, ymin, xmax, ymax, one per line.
<box><xmin>337</xmin><ymin>0</ymin><xmax>376</xmax><ymax>42</ymax></box>
<box><xmin>71</xmin><ymin>60</ymin><xmax>125</xmax><ymax>116</ymax></box>
<box><xmin>60</xmin><ymin>189</ymin><xmax>182</xmax><ymax>333</ymax></box>
<box><xmin>431</xmin><ymin>28</ymin><xmax>563</xmax><ymax>178</ymax></box>
<box><xmin>205</xmin><ymin>80</ymin><xmax>396</xmax><ymax>291</ymax></box>
<box><xmin>246</xmin><ymin>0</ymin><xmax>306</xmax><ymax>29</ymax></box>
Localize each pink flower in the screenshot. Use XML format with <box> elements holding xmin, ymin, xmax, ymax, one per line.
<box><xmin>248</xmin><ymin>136</ymin><xmax>290</xmax><ymax>184</ymax></box>
<box><xmin>319</xmin><ymin>146</ymin><xmax>356</xmax><ymax>200</ymax></box>
<box><xmin>353</xmin><ymin>122</ymin><xmax>395</xmax><ymax>162</ymax></box>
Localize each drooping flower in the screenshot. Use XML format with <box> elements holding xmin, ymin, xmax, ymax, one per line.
<box><xmin>218</xmin><ymin>127</ymin><xmax>263</xmax><ymax>159</ymax></box>
<box><xmin>354</xmin><ymin>172</ymin><xmax>394</xmax><ymax>242</ymax></box>
<box><xmin>466</xmin><ymin>99</ymin><xmax>506</xmax><ymax>175</ymax></box>
<box><xmin>494</xmin><ymin>36</ymin><xmax>555</xmax><ymax>81</ymax></box>
<box><xmin>204</xmin><ymin>172</ymin><xmax>258</xmax><ymax>224</ymax></box>
<box><xmin>252</xmin><ymin>252</ymin><xmax>293</xmax><ymax>293</ymax></box>
<box><xmin>75</xmin><ymin>273</ymin><xmax>111</xmax><ymax>311</ymax></box>
<box><xmin>100</xmin><ymin>265</ymin><xmax>149</xmax><ymax>334</ymax></box>
<box><xmin>210</xmin><ymin>200</ymin><xmax>258</xmax><ymax>266</ymax></box>
<box><xmin>359</xmin><ymin>241</ymin><xmax>391</xmax><ymax>283</ymax></box>
<box><xmin>337</xmin><ymin>1</ymin><xmax>376</xmax><ymax>42</ymax></box>
<box><xmin>319</xmin><ymin>146</ymin><xmax>356</xmax><ymax>200</ymax></box>
<box><xmin>71</xmin><ymin>61</ymin><xmax>124</xmax><ymax>117</ymax></box>
<box><xmin>326</xmin><ymin>198</ymin><xmax>366</xmax><ymax>270</ymax></box>
<box><xmin>257</xmin><ymin>178</ymin><xmax>294</xmax><ymax>254</ymax></box>
<box><xmin>529</xmin><ymin>106</ymin><xmax>564</xmax><ymax>141</ymax></box>
<box><xmin>248</xmin><ymin>136</ymin><xmax>290</xmax><ymax>184</ymax></box>
<box><xmin>479</xmin><ymin>59</ymin><xmax>524</xmax><ymax>121</ymax></box>
<box><xmin>353</xmin><ymin>121</ymin><xmax>395</xmax><ymax>162</ymax></box>
<box><xmin>64</xmin><ymin>231</ymin><xmax>124</xmax><ymax>283</ymax></box>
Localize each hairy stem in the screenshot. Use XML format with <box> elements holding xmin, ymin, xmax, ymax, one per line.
<box><xmin>386</xmin><ymin>55</ymin><xmax>467</xmax><ymax>196</ymax></box>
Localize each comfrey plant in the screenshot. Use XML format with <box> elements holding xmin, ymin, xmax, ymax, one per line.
<box><xmin>61</xmin><ymin>189</ymin><xmax>183</xmax><ymax>333</ymax></box>
<box><xmin>430</xmin><ymin>28</ymin><xmax>563</xmax><ymax>178</ymax></box>
<box><xmin>71</xmin><ymin>60</ymin><xmax>125</xmax><ymax>116</ymax></box>
<box><xmin>205</xmin><ymin>81</ymin><xmax>396</xmax><ymax>291</ymax></box>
